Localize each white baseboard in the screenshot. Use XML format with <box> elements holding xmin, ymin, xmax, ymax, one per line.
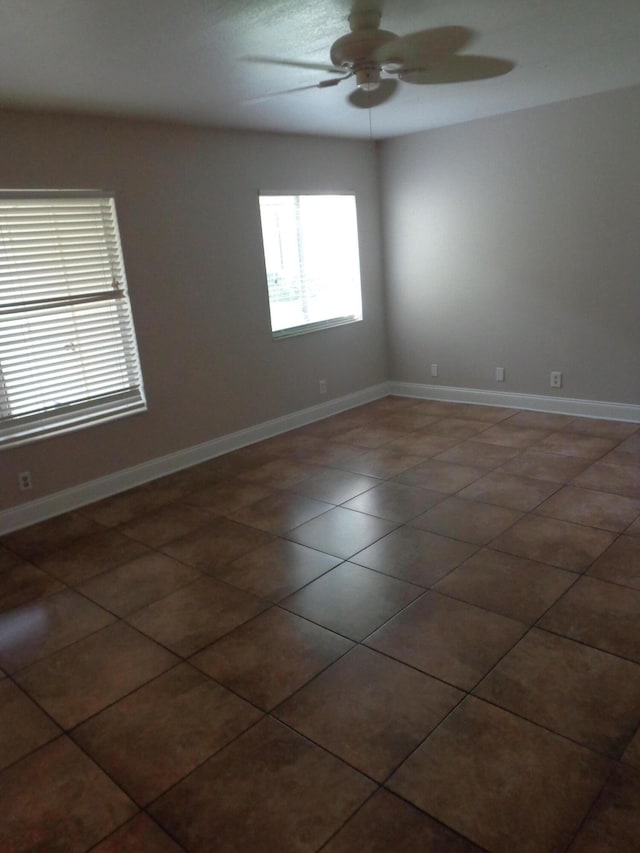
<box><xmin>4</xmin><ymin>380</ymin><xmax>639</xmax><ymax>535</ymax></box>
<box><xmin>0</xmin><ymin>382</ymin><xmax>391</xmax><ymax>535</ymax></box>
<box><xmin>390</xmin><ymin>382</ymin><xmax>640</xmax><ymax>423</ymax></box>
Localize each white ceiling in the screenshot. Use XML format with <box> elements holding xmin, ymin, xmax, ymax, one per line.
<box><xmin>2</xmin><ymin>0</ymin><xmax>640</xmax><ymax>140</ymax></box>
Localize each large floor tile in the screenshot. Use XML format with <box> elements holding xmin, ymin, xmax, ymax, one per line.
<box><xmin>16</xmin><ymin>621</ymin><xmax>178</xmax><ymax>729</ymax></box>
<box><xmin>281</xmin><ymin>562</ymin><xmax>422</xmax><ymax>641</ymax></box>
<box><xmin>434</xmin><ymin>439</ymin><xmax>521</xmax><ymax>469</ymax></box>
<box><xmin>160</xmin><ymin>516</ymin><xmax>274</xmax><ymax>571</ymax></box>
<box><xmin>0</xmin><ymin>589</ymin><xmax>115</xmax><ymax>673</ymax></box>
<box><xmin>476</xmin><ymin>628</ymin><xmax>640</xmax><ymax>756</ymax></box>
<box><xmin>126</xmin><ymin>576</ymin><xmax>268</xmax><ymax>656</ymax></box>
<box><xmin>378</xmin><ymin>410</ymin><xmax>440</xmax><ymax>432</ymax></box>
<box><xmin>288</xmin><ymin>468</ymin><xmax>379</xmax><ymax>504</ymax></box>
<box><xmin>505</xmin><ymin>411</ymin><xmax>576</xmax><ymax>430</ymax></box>
<box><xmin>423</xmin><ymin>417</ymin><xmax>490</xmax><ymax>440</ymax></box>
<box><xmin>334</xmin><ymin>423</ymin><xmax>406</xmax><ymax>449</ymax></box>
<box><xmin>275</xmin><ymin>645</ymin><xmax>462</xmax><ymax>781</ymax></box>
<box><xmin>285</xmin><ymin>506</ymin><xmax>398</xmax><ymax>560</ymax></box>
<box><xmin>491</xmin><ymin>514</ymin><xmax>616</xmax><ymax>571</ymax></box>
<box><xmin>118</xmin><ymin>502</ymin><xmax>213</xmax><ymax>547</ymax></box>
<box><xmin>279</xmin><ymin>439</ymin><xmax>366</xmax><ymax>469</ymax></box>
<box><xmin>0</xmin><ymin>562</ymin><xmax>63</xmax><ymax>613</ymax></box>
<box><xmin>366</xmin><ymin>591</ymin><xmax>526</xmax><ymax>690</ymax></box>
<box><xmin>77</xmin><ymin>552</ymin><xmax>200</xmax><ymax>616</ymax></box>
<box><xmin>227</xmin><ymin>491</ymin><xmax>332</xmax><ymax>534</ymax></box>
<box><xmin>192</xmin><ymin>608</ymin><xmax>352</xmax><ymax>709</ymax></box>
<box><xmin>92</xmin><ymin>813</ymin><xmax>183</xmax><ymax>852</ymax></box>
<box><xmin>539</xmin><ymin>576</ymin><xmax>640</xmax><ymax>662</ymax></box>
<box><xmin>324</xmin><ymin>789</ymin><xmax>482</xmax><ymax>852</ymax></box>
<box><xmin>150</xmin><ymin>717</ymin><xmax>375</xmax><ymax>852</ymax></box>
<box><xmin>352</xmin><ymin>526</ymin><xmax>478</xmax><ymax>587</ymax></box>
<box><xmin>384</xmin><ymin>431</ymin><xmax>458</xmax><ymax>458</ymax></box>
<box><xmin>600</xmin><ymin>433</ymin><xmax>640</xmax><ymax>464</ymax></box>
<box><xmin>568</xmin><ymin>418</ymin><xmax>639</xmax><ymax>440</ymax></box>
<box><xmin>388</xmin><ymin>697</ymin><xmax>610</xmax><ymax>853</ymax></box>
<box><xmin>32</xmin><ymin>528</ymin><xmax>149</xmax><ymax>584</ymax></box>
<box><xmin>0</xmin><ymin>545</ymin><xmax>21</xmax><ymax>571</ymax></box>
<box><xmin>538</xmin><ymin>431</ymin><xmax>619</xmax><ymax>459</ymax></box>
<box><xmin>588</xmin><ymin>535</ymin><xmax>640</xmax><ymax>590</ymax></box>
<box><xmin>1</xmin><ymin>513</ymin><xmax>103</xmax><ymax>559</ymax></box>
<box><xmin>496</xmin><ymin>448</ymin><xmax>592</xmax><ymax>484</ymax></box>
<box><xmin>434</xmin><ymin>548</ymin><xmax>575</xmax><ymax>623</ymax></box>
<box><xmin>0</xmin><ymin>737</ymin><xmax>136</xmax><ymax>851</ymax></box>
<box><xmin>338</xmin><ymin>447</ymin><xmax>425</xmax><ymax>478</ymax></box>
<box><xmin>536</xmin><ymin>485</ymin><xmax>640</xmax><ymax>531</ymax></box>
<box><xmin>473</xmin><ymin>423</ymin><xmax>551</xmax><ymax>448</ymax></box>
<box><xmin>182</xmin><ymin>478</ymin><xmax>274</xmax><ymax>514</ymax></box>
<box><xmin>446</xmin><ymin>403</ymin><xmax>516</xmax><ymax>423</ymax></box>
<box><xmin>573</xmin><ymin>461</ymin><xmax>640</xmax><ymax>499</ymax></box>
<box><xmin>394</xmin><ymin>460</ymin><xmax>484</xmax><ymax>493</ymax></box>
<box><xmin>0</xmin><ymin>679</ymin><xmax>60</xmax><ymax>771</ymax></box>
<box><xmin>569</xmin><ymin>764</ymin><xmax>640</xmax><ymax>852</ymax></box>
<box><xmin>73</xmin><ymin>663</ymin><xmax>261</xmax><ymax>804</ymax></box>
<box><xmin>236</xmin><ymin>458</ymin><xmax>320</xmax><ymax>489</ymax></box>
<box><xmin>342</xmin><ymin>481</ymin><xmax>443</xmax><ymax>522</ymax></box>
<box><xmin>223</xmin><ymin>442</ymin><xmax>283</xmax><ymax>470</ymax></box>
<box><xmin>457</xmin><ymin>472</ymin><xmax>559</xmax><ymax>512</ymax></box>
<box><xmin>216</xmin><ymin>538</ymin><xmax>340</xmax><ymax>601</ymax></box>
<box><xmin>80</xmin><ymin>485</ymin><xmax>173</xmax><ymax>527</ymax></box>
<box><xmin>624</xmin><ymin>730</ymin><xmax>640</xmax><ymax>767</ymax></box>
<box><xmin>411</xmin><ymin>496</ymin><xmax>523</xmax><ymax>544</ymax></box>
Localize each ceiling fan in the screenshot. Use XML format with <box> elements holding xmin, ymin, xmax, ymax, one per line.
<box><xmin>245</xmin><ymin>7</ymin><xmax>514</xmax><ymax>109</ymax></box>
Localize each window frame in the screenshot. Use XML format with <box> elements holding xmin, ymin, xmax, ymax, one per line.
<box><xmin>257</xmin><ymin>192</ymin><xmax>364</xmax><ymax>340</ymax></box>
<box><xmin>0</xmin><ymin>189</ymin><xmax>147</xmax><ymax>448</ymax></box>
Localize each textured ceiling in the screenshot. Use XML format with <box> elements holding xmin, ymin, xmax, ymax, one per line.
<box><xmin>2</xmin><ymin>0</ymin><xmax>640</xmax><ymax>139</ymax></box>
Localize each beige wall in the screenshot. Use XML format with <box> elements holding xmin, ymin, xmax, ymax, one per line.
<box><xmin>380</xmin><ymin>84</ymin><xmax>640</xmax><ymax>405</ymax></box>
<box><xmin>0</xmin><ymin>111</ymin><xmax>388</xmax><ymax>511</ymax></box>
<box><xmin>4</xmin><ymin>83</ymin><xmax>640</xmax><ymax>514</ymax></box>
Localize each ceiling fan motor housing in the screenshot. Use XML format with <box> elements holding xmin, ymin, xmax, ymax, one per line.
<box><xmin>329</xmin><ymin>28</ymin><xmax>397</xmax><ymax>70</ymax></box>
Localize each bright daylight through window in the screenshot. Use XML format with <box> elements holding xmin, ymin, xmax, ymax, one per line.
<box><xmin>258</xmin><ymin>194</ymin><xmax>363</xmax><ymax>338</ymax></box>
<box><xmin>0</xmin><ymin>192</ymin><xmax>146</xmax><ymax>447</ymax></box>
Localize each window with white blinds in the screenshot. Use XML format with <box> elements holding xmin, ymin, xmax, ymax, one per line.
<box><xmin>258</xmin><ymin>194</ymin><xmax>363</xmax><ymax>338</ymax></box>
<box><xmin>0</xmin><ymin>191</ymin><xmax>146</xmax><ymax>447</ymax></box>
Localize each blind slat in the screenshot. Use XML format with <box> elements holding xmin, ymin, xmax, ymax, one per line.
<box><xmin>0</xmin><ymin>192</ymin><xmax>146</xmax><ymax>444</ymax></box>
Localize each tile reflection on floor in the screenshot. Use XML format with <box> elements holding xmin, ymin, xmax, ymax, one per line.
<box><xmin>1</xmin><ymin>396</ymin><xmax>639</xmax><ymax>851</ymax></box>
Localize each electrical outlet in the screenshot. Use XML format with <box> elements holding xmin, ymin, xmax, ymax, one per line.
<box><xmin>319</xmin><ymin>379</ymin><xmax>327</xmax><ymax>394</ymax></box>
<box><xmin>550</xmin><ymin>371</ymin><xmax>562</xmax><ymax>389</ymax></box>
<box><xmin>18</xmin><ymin>471</ymin><xmax>32</xmax><ymax>491</ymax></box>
<box><xmin>430</xmin><ymin>363</ymin><xmax>438</xmax><ymax>378</ymax></box>
<box><xmin>495</xmin><ymin>367</ymin><xmax>505</xmax><ymax>382</ymax></box>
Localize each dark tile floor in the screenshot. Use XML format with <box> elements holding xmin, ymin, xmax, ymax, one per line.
<box><xmin>1</xmin><ymin>396</ymin><xmax>640</xmax><ymax>852</ymax></box>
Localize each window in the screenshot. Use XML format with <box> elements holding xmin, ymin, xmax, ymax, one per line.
<box><xmin>0</xmin><ymin>191</ymin><xmax>146</xmax><ymax>447</ymax></box>
<box><xmin>258</xmin><ymin>194</ymin><xmax>363</xmax><ymax>338</ymax></box>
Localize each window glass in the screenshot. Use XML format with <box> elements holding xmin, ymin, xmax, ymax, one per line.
<box><xmin>258</xmin><ymin>194</ymin><xmax>363</xmax><ymax>338</ymax></box>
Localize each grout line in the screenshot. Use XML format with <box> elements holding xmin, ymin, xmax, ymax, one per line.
<box><xmin>561</xmin><ymin>760</ymin><xmax>620</xmax><ymax>852</ymax></box>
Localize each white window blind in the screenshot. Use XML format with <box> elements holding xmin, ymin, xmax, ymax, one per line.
<box><xmin>0</xmin><ymin>191</ymin><xmax>146</xmax><ymax>447</ymax></box>
<box><xmin>258</xmin><ymin>194</ymin><xmax>363</xmax><ymax>338</ymax></box>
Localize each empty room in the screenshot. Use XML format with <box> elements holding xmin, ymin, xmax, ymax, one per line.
<box><xmin>0</xmin><ymin>1</ymin><xmax>639</xmax><ymax>851</ymax></box>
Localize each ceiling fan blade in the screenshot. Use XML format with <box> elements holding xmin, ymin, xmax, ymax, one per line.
<box><xmin>244</xmin><ymin>76</ymin><xmax>346</xmax><ymax>105</ymax></box>
<box><xmin>375</xmin><ymin>26</ymin><xmax>474</xmax><ymax>71</ymax></box>
<box><xmin>242</xmin><ymin>55</ymin><xmax>344</xmax><ymax>74</ymax></box>
<box><xmin>400</xmin><ymin>56</ymin><xmax>515</xmax><ymax>85</ymax></box>
<box><xmin>348</xmin><ymin>78</ymin><xmax>398</xmax><ymax>109</ymax></box>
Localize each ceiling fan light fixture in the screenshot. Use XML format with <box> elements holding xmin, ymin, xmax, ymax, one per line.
<box><xmin>355</xmin><ymin>66</ymin><xmax>381</xmax><ymax>91</ymax></box>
